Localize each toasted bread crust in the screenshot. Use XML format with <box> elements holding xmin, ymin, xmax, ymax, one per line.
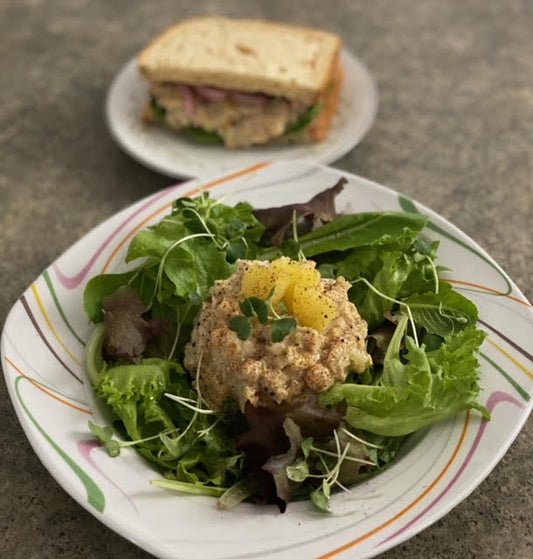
<box><xmin>308</xmin><ymin>54</ymin><xmax>343</xmax><ymax>142</ymax></box>
<box><xmin>138</xmin><ymin>17</ymin><xmax>342</xmax><ymax>105</ymax></box>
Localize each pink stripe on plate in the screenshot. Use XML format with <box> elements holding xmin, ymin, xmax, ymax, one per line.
<box><xmin>381</xmin><ymin>390</ymin><xmax>523</xmax><ymax>545</ymax></box>
<box><xmin>78</xmin><ymin>440</ymin><xmax>139</xmax><ymax>514</ymax></box>
<box><xmin>53</xmin><ymin>185</ymin><xmax>183</xmax><ymax>290</ymax></box>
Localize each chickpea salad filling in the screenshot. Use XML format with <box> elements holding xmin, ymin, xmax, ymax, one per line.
<box><xmin>84</xmin><ymin>180</ymin><xmax>489</xmax><ymax>512</ymax></box>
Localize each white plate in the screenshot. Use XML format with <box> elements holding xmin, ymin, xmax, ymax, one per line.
<box><xmin>2</xmin><ymin>161</ymin><xmax>533</xmax><ymax>559</ymax></box>
<box><xmin>105</xmin><ymin>50</ymin><xmax>378</xmax><ymax>178</ymax></box>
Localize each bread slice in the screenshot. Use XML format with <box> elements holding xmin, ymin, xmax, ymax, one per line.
<box><xmin>138</xmin><ymin>17</ymin><xmax>341</xmax><ymax>106</ymax></box>
<box><xmin>270</xmin><ymin>57</ymin><xmax>343</xmax><ymax>145</ymax></box>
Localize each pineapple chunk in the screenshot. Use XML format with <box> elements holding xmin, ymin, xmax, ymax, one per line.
<box><xmin>242</xmin><ymin>262</ymin><xmax>290</xmax><ymax>303</ymax></box>
<box><xmin>292</xmin><ymin>285</ymin><xmax>338</xmax><ymax>331</ymax></box>
<box><xmin>274</xmin><ymin>259</ymin><xmax>321</xmax><ymax>311</ymax></box>
<box><xmin>241</xmin><ymin>257</ymin><xmax>337</xmax><ymax>331</ymax></box>
<box><xmin>241</xmin><ymin>257</ymin><xmax>316</xmax><ymax>304</ymax></box>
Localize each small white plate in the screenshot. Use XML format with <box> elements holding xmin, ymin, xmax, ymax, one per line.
<box><xmin>2</xmin><ymin>161</ymin><xmax>532</xmax><ymax>559</ymax></box>
<box><xmin>105</xmin><ymin>50</ymin><xmax>378</xmax><ymax>178</ymax></box>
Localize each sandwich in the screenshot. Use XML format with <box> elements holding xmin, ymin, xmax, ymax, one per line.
<box><xmin>137</xmin><ymin>17</ymin><xmax>343</xmax><ymax>148</ymax></box>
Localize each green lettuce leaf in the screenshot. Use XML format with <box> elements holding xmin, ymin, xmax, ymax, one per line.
<box><xmin>343</xmin><ymin>250</ymin><xmax>416</xmax><ymax>330</ymax></box>
<box><xmin>402</xmin><ymin>282</ymin><xmax>478</xmax><ymax>337</ymax></box>
<box><xmin>283</xmin><ymin>103</ymin><xmax>322</xmax><ymax>136</ymax></box>
<box><xmin>182</xmin><ymin>127</ymin><xmax>223</xmax><ymax>145</ymax></box>
<box><xmin>297</xmin><ymin>212</ymin><xmax>428</xmax><ymax>257</ymax></box>
<box><xmin>95</xmin><ymin>358</ymin><xmax>180</xmax><ymax>442</ymax></box>
<box><xmin>83</xmin><ymin>193</ymin><xmax>264</xmax><ymax>359</ymax></box>
<box><xmin>84</xmin><ymin>271</ymin><xmax>138</xmax><ymax>323</ymax></box>
<box><xmin>150</xmin><ymin>95</ymin><xmax>166</xmax><ymax>120</ymax></box>
<box><xmin>333</xmin><ymin>245</ymin><xmax>437</xmax><ymax>331</ymax></box>
<box><xmin>320</xmin><ymin>317</ymin><xmax>489</xmax><ymax>436</ymax></box>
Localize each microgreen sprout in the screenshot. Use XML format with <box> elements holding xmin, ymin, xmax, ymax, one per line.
<box><xmin>270</xmin><ymin>317</ymin><xmax>298</xmax><ymax>343</ymax></box>
<box><xmin>426</xmin><ymin>255</ymin><xmax>440</xmax><ymax>294</ymax></box>
<box><xmin>167</xmin><ymin>304</ymin><xmax>191</xmax><ymax>360</ymax></box>
<box><xmin>88</xmin><ymin>420</ymin><xmax>178</xmax><ymax>457</ymax></box>
<box><xmin>287</xmin><ymin>432</ymin><xmax>378</xmax><ymax>510</ymax></box>
<box><xmin>325</xmin><ymin>431</ymin><xmax>351</xmax><ymax>488</ymax></box>
<box><xmin>182</xmin><ymin>207</ymin><xmax>223</xmax><ymax>249</ymax></box>
<box><xmin>437</xmin><ymin>302</ymin><xmax>469</xmax><ymax>324</ymax></box>
<box><xmin>352</xmin><ymin>277</ymin><xmax>419</xmax><ymax>347</ymax></box>
<box><xmin>229</xmin><ymin>291</ymin><xmax>297</xmax><ymax>343</ymax></box>
<box><xmin>167</xmin><ymin>352</ymin><xmax>215</xmax><ymax>443</ymax></box>
<box><xmin>228</xmin><ymin>315</ymin><xmax>252</xmax><ymax>340</ymax></box>
<box><xmin>147</xmin><ymin>232</ymin><xmax>215</xmax><ymax>309</ymax></box>
<box><xmin>291</xmin><ymin>209</ymin><xmax>307</xmax><ymax>262</ymax></box>
<box><xmin>340</xmin><ymin>427</ymin><xmax>385</xmax><ymax>449</ymax></box>
<box><xmin>309</xmin><ymin>445</ymin><xmax>377</xmax><ymax>467</ymax></box>
<box><xmin>304</xmin><ymin>431</ymin><xmax>369</xmax><ymax>511</ymax></box>
<box><xmin>197</xmin><ymin>417</ymin><xmax>222</xmax><ymax>438</ymax></box>
<box><xmin>164</xmin><ymin>393</ymin><xmax>217</xmax><ymax>414</ymax></box>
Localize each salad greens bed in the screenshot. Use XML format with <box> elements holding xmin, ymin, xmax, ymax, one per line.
<box><xmin>84</xmin><ymin>180</ymin><xmax>489</xmax><ymax>512</ymax></box>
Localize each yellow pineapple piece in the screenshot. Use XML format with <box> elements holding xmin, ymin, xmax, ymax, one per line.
<box><xmin>241</xmin><ymin>258</ymin><xmax>337</xmax><ymax>331</ymax></box>
<box><xmin>292</xmin><ymin>285</ymin><xmax>338</xmax><ymax>331</ymax></box>
<box><xmin>242</xmin><ymin>262</ymin><xmax>290</xmax><ymax>303</ymax></box>
<box><xmin>275</xmin><ymin>259</ymin><xmax>321</xmax><ymax>310</ymax></box>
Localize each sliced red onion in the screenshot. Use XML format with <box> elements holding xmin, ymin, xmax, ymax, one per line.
<box><xmin>178</xmin><ymin>84</ymin><xmax>196</xmax><ymax>115</ymax></box>
<box><xmin>229</xmin><ymin>91</ymin><xmax>268</xmax><ymax>106</ymax></box>
<box><xmin>195</xmin><ymin>85</ymin><xmax>228</xmax><ymax>102</ymax></box>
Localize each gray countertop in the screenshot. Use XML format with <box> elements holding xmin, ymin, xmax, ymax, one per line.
<box><xmin>1</xmin><ymin>1</ymin><xmax>532</xmax><ymax>558</ymax></box>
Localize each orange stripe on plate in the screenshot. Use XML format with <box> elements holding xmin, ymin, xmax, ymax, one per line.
<box><xmin>319</xmin><ymin>412</ymin><xmax>470</xmax><ymax>558</ymax></box>
<box><xmin>487</xmin><ymin>338</ymin><xmax>533</xmax><ymax>380</ymax></box>
<box><xmin>442</xmin><ymin>279</ymin><xmax>532</xmax><ymax>307</ymax></box>
<box><xmin>4</xmin><ymin>356</ymin><xmax>92</xmax><ymax>415</ymax></box>
<box><xmin>102</xmin><ymin>161</ymin><xmax>271</xmax><ymax>273</ymax></box>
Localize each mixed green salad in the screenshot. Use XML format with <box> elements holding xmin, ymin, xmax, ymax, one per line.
<box><xmin>84</xmin><ymin>180</ymin><xmax>489</xmax><ymax>512</ymax></box>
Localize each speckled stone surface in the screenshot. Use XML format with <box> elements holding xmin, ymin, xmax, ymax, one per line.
<box><xmin>1</xmin><ymin>1</ymin><xmax>532</xmax><ymax>558</ymax></box>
